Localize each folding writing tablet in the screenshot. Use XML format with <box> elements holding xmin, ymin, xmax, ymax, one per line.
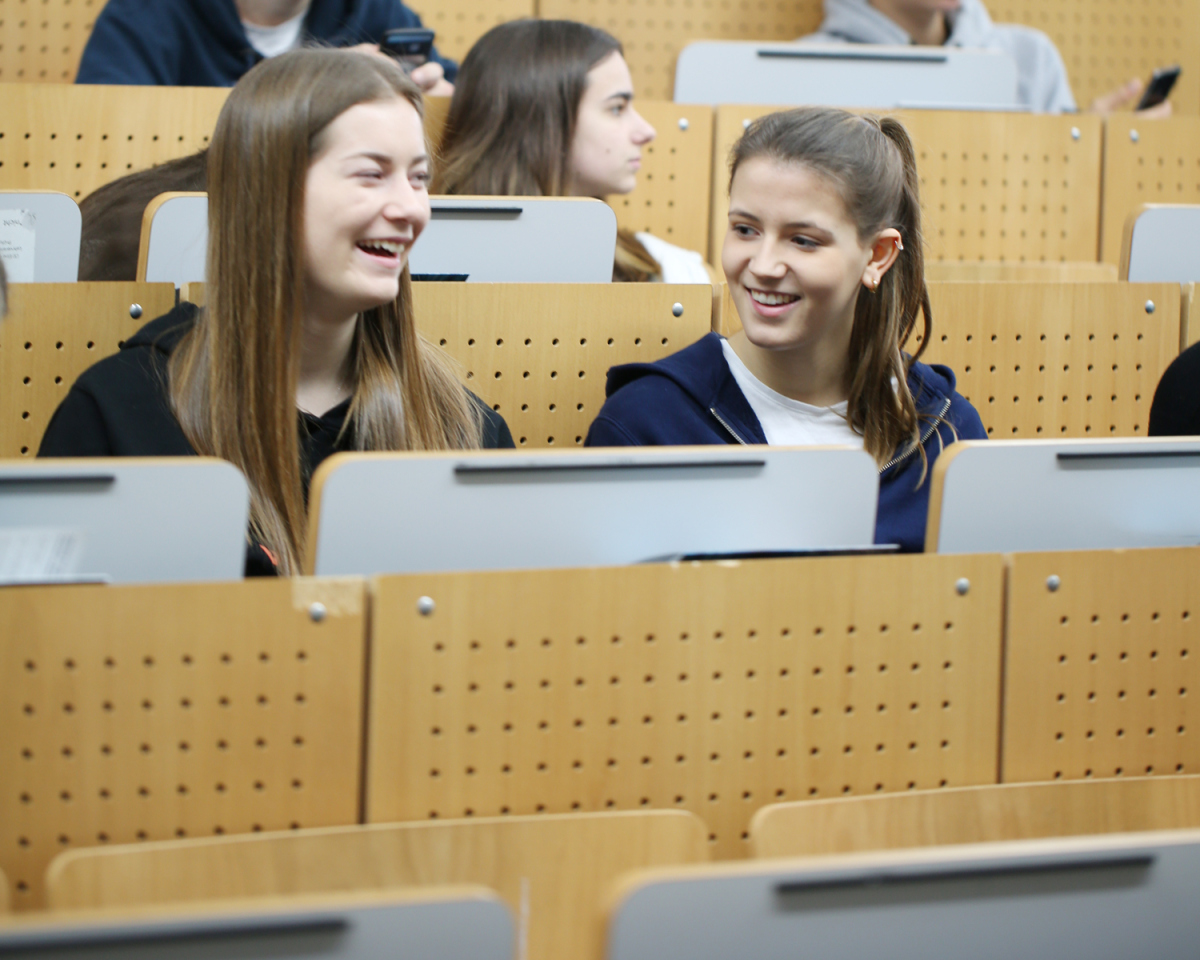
<box><xmin>676</xmin><ymin>43</ymin><xmax>1019</xmax><ymax>108</ymax></box>
<box><xmin>306</xmin><ymin>446</ymin><xmax>878</xmax><ymax>576</ymax></box>
<box><xmin>606</xmin><ymin>831</ymin><xmax>1200</xmax><ymax>960</ymax></box>
<box><xmin>927</xmin><ymin>438</ymin><xmax>1200</xmax><ymax>553</ymax></box>
<box><xmin>0</xmin><ymin>888</ymin><xmax>511</xmax><ymax>960</ymax></box>
<box><xmin>0</xmin><ymin>458</ymin><xmax>248</xmax><ymax>584</ymax></box>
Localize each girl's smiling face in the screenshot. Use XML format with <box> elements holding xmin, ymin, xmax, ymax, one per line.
<box><xmin>302</xmin><ymin>97</ymin><xmax>431</xmax><ymax>325</ymax></box>
<box><xmin>723</xmin><ymin>157</ymin><xmax>894</xmax><ymax>359</ymax></box>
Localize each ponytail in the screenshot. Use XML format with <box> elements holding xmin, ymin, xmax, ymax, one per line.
<box><xmin>729</xmin><ymin>107</ymin><xmax>934</xmax><ymax>477</ymax></box>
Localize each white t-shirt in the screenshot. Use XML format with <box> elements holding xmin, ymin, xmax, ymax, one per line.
<box><xmin>242</xmin><ymin>8</ymin><xmax>308</xmax><ymax>59</ymax></box>
<box><xmin>720</xmin><ymin>339</ymin><xmax>863</xmax><ymax>448</ymax></box>
<box><xmin>636</xmin><ymin>231</ymin><xmax>711</xmax><ymax>284</ymax></box>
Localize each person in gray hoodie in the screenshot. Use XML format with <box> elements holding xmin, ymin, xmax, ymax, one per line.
<box><xmin>803</xmin><ymin>0</ymin><xmax>1169</xmax><ymax>116</ymax></box>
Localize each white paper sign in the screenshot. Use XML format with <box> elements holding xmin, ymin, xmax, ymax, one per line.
<box><xmin>0</xmin><ymin>527</ymin><xmax>84</xmax><ymax>583</ymax></box>
<box><xmin>0</xmin><ymin>208</ymin><xmax>36</xmax><ymax>282</ymax></box>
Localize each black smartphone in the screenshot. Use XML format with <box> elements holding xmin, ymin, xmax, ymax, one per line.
<box><xmin>1137</xmin><ymin>65</ymin><xmax>1181</xmax><ymax>110</ymax></box>
<box><xmin>382</xmin><ymin>27</ymin><xmax>435</xmax><ymax>74</ymax></box>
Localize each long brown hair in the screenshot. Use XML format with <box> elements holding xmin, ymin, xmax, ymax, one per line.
<box><xmin>434</xmin><ymin>19</ymin><xmax>661</xmax><ymax>282</ymax></box>
<box><xmin>729</xmin><ymin>107</ymin><xmax>930</xmax><ymax>471</ymax></box>
<box><xmin>170</xmin><ymin>49</ymin><xmax>481</xmax><ymax>574</ymax></box>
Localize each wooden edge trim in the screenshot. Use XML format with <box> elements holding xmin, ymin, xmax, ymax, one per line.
<box><xmin>1182</xmin><ymin>283</ymin><xmax>1196</xmax><ymax>352</ymax></box>
<box><xmin>922</xmin><ymin>439</ymin><xmax>981</xmax><ymax>553</ymax></box>
<box><xmin>137</xmin><ymin>191</ymin><xmax>207</xmax><ymax>284</ymax></box>
<box><xmin>301</xmin><ymin>451</ymin><xmax>364</xmax><ymax>576</ymax></box>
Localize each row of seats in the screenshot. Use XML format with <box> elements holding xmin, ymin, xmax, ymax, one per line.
<box><xmin>2</xmin><ymin>0</ymin><xmax>1195</xmax><ymax>116</ymax></box>
<box><xmin>11</xmin><ymin>188</ymin><xmax>1191</xmax><ymax>291</ymax></box>
<box><xmin>0</xmin><ymin>83</ymin><xmax>1196</xmax><ymax>265</ymax></box>
<box><xmin>8</xmin><ymin>433</ymin><xmax>1200</xmax><ymax>583</ymax></box>
<box><xmin>0</xmin><ymin>279</ymin><xmax>1182</xmax><ymax>460</ymax></box>
<box><xmin>3</xmin><ymin>778</ymin><xmax>1200</xmax><ymax>957</ymax></box>
<box><xmin>3</xmin><ymin>544</ymin><xmax>1198</xmax><ymax>912</ymax></box>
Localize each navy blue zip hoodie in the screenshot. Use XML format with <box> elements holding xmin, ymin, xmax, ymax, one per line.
<box><xmin>75</xmin><ymin>0</ymin><xmax>456</xmax><ymax>87</ymax></box>
<box><xmin>585</xmin><ymin>333</ymin><xmax>987</xmax><ymax>552</ymax></box>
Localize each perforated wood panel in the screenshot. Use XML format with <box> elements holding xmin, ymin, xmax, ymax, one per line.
<box><xmin>47</xmin><ymin>812</ymin><xmax>707</xmax><ymax>960</ymax></box>
<box><xmin>0</xmin><ymin>82</ymin><xmax>227</xmax><ymax>200</ymax></box>
<box><xmin>1100</xmin><ymin>116</ymin><xmax>1200</xmax><ymax>264</ymax></box>
<box><xmin>407</xmin><ymin>0</ymin><xmax>532</xmax><ymax>64</ymax></box>
<box><xmin>918</xmin><ymin>281</ymin><xmax>1178</xmax><ymax>439</ymax></box>
<box><xmin>0</xmin><ymin>282</ymin><xmax>176</xmax><ymax>458</ymax></box>
<box><xmin>1003</xmin><ymin>548</ymin><xmax>1200</xmax><ymax>785</ymax></box>
<box><xmin>0</xmin><ymin>577</ymin><xmax>366</xmax><ymax>912</ymax></box>
<box><xmin>366</xmin><ymin>553</ymin><xmax>1005</xmax><ymax>861</ymax></box>
<box><xmin>927</xmin><ymin>261</ymin><xmax>1117</xmax><ymax>283</ymax></box>
<box><xmin>411</xmin><ymin>282</ymin><xmax>712</xmax><ymax>448</ymax></box>
<box><xmin>0</xmin><ymin>0</ymin><xmax>105</xmax><ymax>83</ymax></box>
<box><xmin>749</xmin><ymin>775</ymin><xmax>1200</xmax><ymax>858</ymax></box>
<box><xmin>539</xmin><ymin>0</ymin><xmax>824</xmax><ymax>101</ymax></box>
<box><xmin>609</xmin><ymin>102</ymin><xmax>713</xmax><ymax>260</ymax></box>
<box><xmin>989</xmin><ymin>0</ymin><xmax>1200</xmax><ymax>116</ymax></box>
<box><xmin>710</xmin><ymin>107</ymin><xmax>1102</xmax><ymax>264</ymax></box>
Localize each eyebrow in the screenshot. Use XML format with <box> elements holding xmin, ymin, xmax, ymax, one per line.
<box><xmin>342</xmin><ymin>151</ymin><xmax>429</xmax><ymax>166</ymax></box>
<box><xmin>728</xmin><ymin>208</ymin><xmax>831</xmax><ymax>232</ymax></box>
<box><xmin>603</xmin><ymin>92</ymin><xmax>633</xmax><ymax>104</ymax></box>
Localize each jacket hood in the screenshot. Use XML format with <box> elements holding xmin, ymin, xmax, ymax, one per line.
<box><xmin>122</xmin><ymin>301</ymin><xmax>200</xmax><ymax>354</ymax></box>
<box><xmin>606</xmin><ymin>332</ymin><xmax>961</xmax><ymax>419</ymax></box>
<box><xmin>817</xmin><ymin>0</ymin><xmax>995</xmax><ymax>47</ymax></box>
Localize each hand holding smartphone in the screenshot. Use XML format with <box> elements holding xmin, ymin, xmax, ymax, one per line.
<box><xmin>1137</xmin><ymin>65</ymin><xmax>1181</xmax><ymax>110</ymax></box>
<box><xmin>382</xmin><ymin>27</ymin><xmax>435</xmax><ymax>75</ymax></box>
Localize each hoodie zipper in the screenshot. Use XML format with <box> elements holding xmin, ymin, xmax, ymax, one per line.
<box><xmin>710</xmin><ymin>395</ymin><xmax>953</xmax><ymax>469</ymax></box>
<box><xmin>709</xmin><ymin>407</ymin><xmax>750</xmax><ymax>445</ymax></box>
<box><xmin>879</xmin><ymin>397</ymin><xmax>953</xmax><ymax>473</ymax></box>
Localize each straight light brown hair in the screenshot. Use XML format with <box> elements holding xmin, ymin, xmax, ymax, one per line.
<box><xmin>434</xmin><ymin>19</ymin><xmax>661</xmax><ymax>282</ymax></box>
<box><xmin>170</xmin><ymin>49</ymin><xmax>481</xmax><ymax>574</ymax></box>
<box><xmin>729</xmin><ymin>106</ymin><xmax>932</xmax><ymax>473</ymax></box>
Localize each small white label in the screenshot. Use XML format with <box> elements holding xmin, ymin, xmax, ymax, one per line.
<box><xmin>0</xmin><ymin>208</ymin><xmax>36</xmax><ymax>282</ymax></box>
<box><xmin>0</xmin><ymin>528</ymin><xmax>84</xmax><ymax>582</ymax></box>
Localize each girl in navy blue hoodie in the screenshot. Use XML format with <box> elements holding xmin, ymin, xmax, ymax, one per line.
<box><xmin>586</xmin><ymin>106</ymin><xmax>986</xmax><ymax>551</ymax></box>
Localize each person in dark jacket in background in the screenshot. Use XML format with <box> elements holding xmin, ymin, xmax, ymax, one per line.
<box><xmin>42</xmin><ymin>50</ymin><xmax>512</xmax><ymax>576</ymax></box>
<box><xmin>76</xmin><ymin>0</ymin><xmax>455</xmax><ymax>94</ymax></box>
<box><xmin>1149</xmin><ymin>341</ymin><xmax>1200</xmax><ymax>437</ymax></box>
<box><xmin>586</xmin><ymin>106</ymin><xmax>986</xmax><ymax>552</ymax></box>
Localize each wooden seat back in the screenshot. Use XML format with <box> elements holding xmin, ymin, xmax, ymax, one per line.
<box><xmin>46</xmin><ymin>811</ymin><xmax>705</xmax><ymax>960</ymax></box>
<box><xmin>750</xmin><ymin>775</ymin><xmax>1200</xmax><ymax>858</ymax></box>
<box><xmin>0</xmin><ymin>577</ymin><xmax>367</xmax><ymax>910</ymax></box>
<box><xmin>364</xmin><ymin>553</ymin><xmax>1005</xmax><ymax>862</ymax></box>
<box><xmin>0</xmin><ymin>282</ymin><xmax>176</xmax><ymax>458</ymax></box>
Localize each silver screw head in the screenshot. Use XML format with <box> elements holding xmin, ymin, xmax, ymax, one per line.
<box><xmin>417</xmin><ymin>596</ymin><xmax>436</xmax><ymax>616</ymax></box>
<box><xmin>1145</xmin><ymin>300</ymin><xmax>1156</xmax><ymax>314</ymax></box>
<box><xmin>129</xmin><ymin>303</ymin><xmax>143</xmax><ymax>319</ymax></box>
<box><xmin>678</xmin><ymin>117</ymin><xmax>689</xmax><ymax>131</ymax></box>
<box><xmin>308</xmin><ymin>602</ymin><xmax>327</xmax><ymax>623</ymax></box>
<box><xmin>1070</xmin><ymin>127</ymin><xmax>1081</xmax><ymax>140</ymax></box>
<box><xmin>672</xmin><ymin>302</ymin><xmax>684</xmax><ymax>317</ymax></box>
<box><xmin>955</xmin><ymin>578</ymin><xmax>970</xmax><ymax>596</ymax></box>
<box><xmin>1130</xmin><ymin>129</ymin><xmax>1140</xmax><ymax>143</ymax></box>
<box><xmin>1046</xmin><ymin>575</ymin><xmax>1061</xmax><ymax>592</ymax></box>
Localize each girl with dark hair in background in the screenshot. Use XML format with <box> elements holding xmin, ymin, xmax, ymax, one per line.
<box><xmin>41</xmin><ymin>49</ymin><xmax>513</xmax><ymax>575</ymax></box>
<box><xmin>435</xmin><ymin>19</ymin><xmax>714</xmax><ymax>284</ymax></box>
<box><xmin>586</xmin><ymin>106</ymin><xmax>986</xmax><ymax>551</ymax></box>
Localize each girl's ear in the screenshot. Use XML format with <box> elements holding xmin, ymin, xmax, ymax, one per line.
<box><xmin>861</xmin><ymin>227</ymin><xmax>903</xmax><ymax>292</ymax></box>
